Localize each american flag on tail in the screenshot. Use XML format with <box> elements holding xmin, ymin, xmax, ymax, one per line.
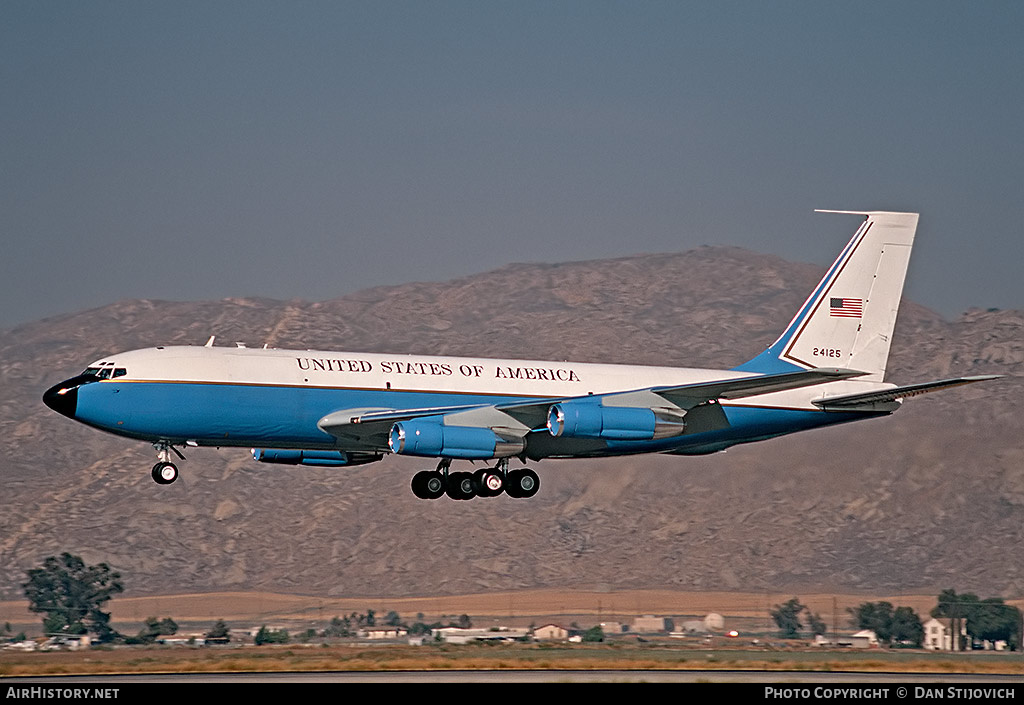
<box><xmin>829</xmin><ymin>297</ymin><xmax>863</xmax><ymax>318</ymax></box>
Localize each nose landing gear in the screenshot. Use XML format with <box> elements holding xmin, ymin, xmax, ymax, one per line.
<box><xmin>152</xmin><ymin>462</ymin><xmax>179</xmax><ymax>484</ymax></box>
<box><xmin>151</xmin><ymin>442</ymin><xmax>185</xmax><ymax>485</ymax></box>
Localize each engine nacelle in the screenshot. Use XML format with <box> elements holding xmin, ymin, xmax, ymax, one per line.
<box><xmin>388</xmin><ymin>417</ymin><xmax>525</xmax><ymax>459</ymax></box>
<box><xmin>251</xmin><ymin>448</ymin><xmax>382</xmax><ymax>467</ymax></box>
<box><xmin>547</xmin><ymin>402</ymin><xmax>686</xmax><ymax>441</ymax></box>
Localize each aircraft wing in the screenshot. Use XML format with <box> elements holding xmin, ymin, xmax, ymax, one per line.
<box><xmin>812</xmin><ymin>374</ymin><xmax>1003</xmax><ymax>412</ymax></box>
<box><xmin>318</xmin><ymin>367</ymin><xmax>870</xmax><ymax>449</ymax></box>
<box><xmin>496</xmin><ymin>367</ymin><xmax>867</xmax><ymax>427</ymax></box>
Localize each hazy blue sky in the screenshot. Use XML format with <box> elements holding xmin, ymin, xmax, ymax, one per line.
<box><xmin>3</xmin><ymin>1</ymin><xmax>1022</xmax><ymax>329</ymax></box>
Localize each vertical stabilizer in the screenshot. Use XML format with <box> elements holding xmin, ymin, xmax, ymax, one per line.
<box><xmin>736</xmin><ymin>211</ymin><xmax>919</xmax><ymax>382</ymax></box>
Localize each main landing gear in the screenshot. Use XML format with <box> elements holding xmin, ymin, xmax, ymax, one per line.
<box><xmin>410</xmin><ymin>458</ymin><xmax>540</xmax><ymax>501</ymax></box>
<box><xmin>151</xmin><ymin>442</ymin><xmax>184</xmax><ymax>485</ymax></box>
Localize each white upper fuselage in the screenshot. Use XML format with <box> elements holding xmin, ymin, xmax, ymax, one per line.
<box><xmin>91</xmin><ymin>345</ymin><xmax>891</xmax><ymax>410</ymax></box>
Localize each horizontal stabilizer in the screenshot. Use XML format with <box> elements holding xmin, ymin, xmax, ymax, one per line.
<box><xmin>653</xmin><ymin>367</ymin><xmax>867</xmax><ymax>409</ymax></box>
<box><xmin>812</xmin><ymin>375</ymin><xmax>1003</xmax><ymax>412</ymax></box>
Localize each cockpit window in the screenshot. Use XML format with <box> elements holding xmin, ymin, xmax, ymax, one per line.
<box><xmin>82</xmin><ymin>364</ymin><xmax>123</xmax><ymax>379</ymax></box>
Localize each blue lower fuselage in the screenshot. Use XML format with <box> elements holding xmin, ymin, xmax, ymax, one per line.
<box><xmin>68</xmin><ymin>378</ymin><xmax>875</xmax><ymax>459</ymax></box>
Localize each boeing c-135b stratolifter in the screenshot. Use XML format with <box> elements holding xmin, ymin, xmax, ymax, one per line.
<box><xmin>44</xmin><ymin>211</ymin><xmax>999</xmax><ymax>500</ymax></box>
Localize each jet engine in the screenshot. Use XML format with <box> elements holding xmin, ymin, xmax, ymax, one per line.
<box><xmin>546</xmin><ymin>402</ymin><xmax>686</xmax><ymax>440</ymax></box>
<box><xmin>251</xmin><ymin>448</ymin><xmax>382</xmax><ymax>467</ymax></box>
<box><xmin>388</xmin><ymin>417</ymin><xmax>525</xmax><ymax>459</ymax></box>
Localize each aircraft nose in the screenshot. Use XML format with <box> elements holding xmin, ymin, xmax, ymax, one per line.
<box><xmin>43</xmin><ymin>378</ymin><xmax>81</xmax><ymax>418</ymax></box>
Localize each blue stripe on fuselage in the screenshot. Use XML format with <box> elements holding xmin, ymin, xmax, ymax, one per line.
<box><xmin>73</xmin><ymin>380</ymin><xmax>881</xmax><ymax>456</ymax></box>
<box><xmin>74</xmin><ymin>380</ymin><xmax>545</xmax><ymax>448</ymax></box>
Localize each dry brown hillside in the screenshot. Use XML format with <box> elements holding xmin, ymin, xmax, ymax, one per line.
<box><xmin>1</xmin><ymin>247</ymin><xmax>1021</xmax><ymax>601</ymax></box>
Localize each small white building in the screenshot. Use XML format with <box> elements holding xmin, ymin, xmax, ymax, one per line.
<box><xmin>360</xmin><ymin>626</ymin><xmax>408</xmax><ymax>640</ymax></box>
<box><xmin>533</xmin><ymin>624</ymin><xmax>569</xmax><ymax>641</ymax></box>
<box><xmin>599</xmin><ymin>622</ymin><xmax>625</xmax><ymax>635</ymax></box>
<box><xmin>678</xmin><ymin>620</ymin><xmax>705</xmax><ymax>634</ymax></box>
<box><xmin>159</xmin><ymin>636</ymin><xmax>205</xmax><ymax>646</ymax></box>
<box><xmin>631</xmin><ymin>615</ymin><xmax>672</xmax><ymax>633</ymax></box>
<box><xmin>923</xmin><ymin>618</ymin><xmax>967</xmax><ymax>651</ymax></box>
<box><xmin>849</xmin><ymin>630</ymin><xmax>879</xmax><ymax>648</ymax></box>
<box><xmin>816</xmin><ymin>632</ymin><xmax>876</xmax><ymax>648</ymax></box>
<box><xmin>435</xmin><ymin>627</ymin><xmax>529</xmax><ymax>644</ymax></box>
<box><xmin>704</xmin><ymin>613</ymin><xmax>725</xmax><ymax>632</ymax></box>
<box><xmin>41</xmin><ymin>635</ymin><xmax>92</xmax><ymax>651</ymax></box>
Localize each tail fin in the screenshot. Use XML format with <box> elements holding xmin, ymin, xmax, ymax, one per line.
<box><xmin>736</xmin><ymin>210</ymin><xmax>919</xmax><ymax>382</ymax></box>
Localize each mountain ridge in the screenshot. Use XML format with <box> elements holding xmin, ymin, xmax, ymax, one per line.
<box><xmin>1</xmin><ymin>246</ymin><xmax>1020</xmax><ymax>601</ymax></box>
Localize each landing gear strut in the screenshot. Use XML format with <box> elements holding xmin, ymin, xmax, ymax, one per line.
<box><xmin>151</xmin><ymin>442</ymin><xmax>184</xmax><ymax>485</ymax></box>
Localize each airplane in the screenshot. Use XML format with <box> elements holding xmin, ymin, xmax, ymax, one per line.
<box><xmin>43</xmin><ymin>210</ymin><xmax>999</xmax><ymax>500</ymax></box>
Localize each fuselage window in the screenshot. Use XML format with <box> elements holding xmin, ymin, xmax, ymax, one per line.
<box><xmin>113</xmin><ymin>368</ymin><xmax>127</xmax><ymax>378</ymax></box>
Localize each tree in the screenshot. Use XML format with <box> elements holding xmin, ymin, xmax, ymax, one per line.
<box><xmin>966</xmin><ymin>598</ymin><xmax>1021</xmax><ymax>648</ymax></box>
<box><xmin>931</xmin><ymin>589</ymin><xmax>979</xmax><ymax>651</ymax></box>
<box><xmin>848</xmin><ymin>601</ymin><xmax>923</xmax><ymax>646</ymax></box>
<box><xmin>323</xmin><ymin>616</ymin><xmax>353</xmax><ymax>638</ymax></box>
<box><xmin>134</xmin><ymin>616</ymin><xmax>179</xmax><ymax>644</ymax></box>
<box><xmin>206</xmin><ymin>619</ymin><xmax>231</xmax><ymax>644</ymax></box>
<box><xmin>582</xmin><ymin>626</ymin><xmax>605</xmax><ymax>643</ymax></box>
<box><xmin>254</xmin><ymin>625</ymin><xmax>289</xmax><ymax>645</ymax></box>
<box><xmin>933</xmin><ymin>591</ymin><xmax>1023</xmax><ymax>650</ymax></box>
<box><xmin>408</xmin><ymin>619</ymin><xmax>432</xmax><ymax>636</ymax></box>
<box><xmin>22</xmin><ymin>553</ymin><xmax>124</xmax><ymax>642</ymax></box>
<box><xmin>770</xmin><ymin>598</ymin><xmax>805</xmax><ymax>638</ymax></box>
<box><xmin>849</xmin><ymin>601</ymin><xmax>895</xmax><ymax>643</ymax></box>
<box><xmin>890</xmin><ymin>607</ymin><xmax>924</xmax><ymax>647</ymax></box>
<box><xmin>806</xmin><ymin>611</ymin><xmax>828</xmax><ymax>637</ymax></box>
